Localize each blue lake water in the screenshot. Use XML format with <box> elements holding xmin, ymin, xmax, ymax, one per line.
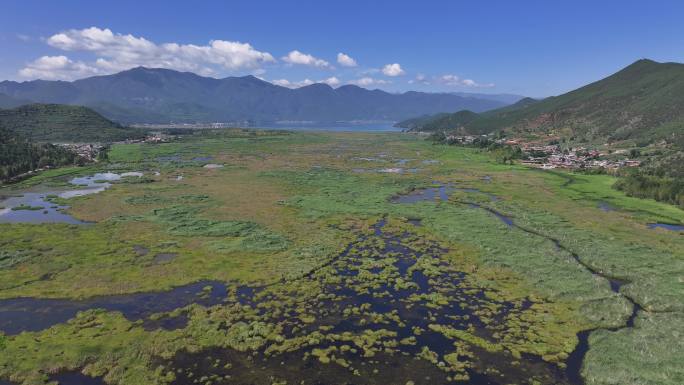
<box><xmin>256</xmin><ymin>121</ymin><xmax>400</xmax><ymax>132</ymax></box>
<box><xmin>0</xmin><ymin>193</ymin><xmax>86</xmax><ymax>224</ymax></box>
<box><xmin>0</xmin><ymin>172</ymin><xmax>142</xmax><ymax>224</ymax></box>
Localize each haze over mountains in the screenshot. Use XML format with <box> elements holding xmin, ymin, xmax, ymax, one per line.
<box><xmin>0</xmin><ymin>67</ymin><xmax>518</xmax><ymax>124</ymax></box>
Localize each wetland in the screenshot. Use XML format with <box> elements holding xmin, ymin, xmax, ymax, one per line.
<box><xmin>0</xmin><ymin>130</ymin><xmax>682</xmax><ymax>385</ymax></box>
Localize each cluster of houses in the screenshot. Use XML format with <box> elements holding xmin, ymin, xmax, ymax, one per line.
<box><xmin>444</xmin><ymin>134</ymin><xmax>641</xmax><ymax>171</ymax></box>
<box><xmin>516</xmin><ymin>142</ymin><xmax>641</xmax><ymax>170</ymax></box>
<box><xmin>57</xmin><ymin>134</ymin><xmax>171</xmax><ymax>162</ymax></box>
<box><xmin>444</xmin><ymin>134</ymin><xmax>485</xmax><ymax>144</ymax></box>
<box><xmin>118</xmin><ymin>133</ymin><xmax>170</xmax><ymax>144</ymax></box>
<box><xmin>56</xmin><ymin>143</ymin><xmax>104</xmax><ymax>162</ymax></box>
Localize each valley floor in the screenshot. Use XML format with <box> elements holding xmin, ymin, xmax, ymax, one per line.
<box><xmin>0</xmin><ymin>130</ymin><xmax>682</xmax><ymax>385</ymax></box>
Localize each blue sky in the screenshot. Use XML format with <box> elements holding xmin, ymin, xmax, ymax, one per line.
<box><xmin>1</xmin><ymin>0</ymin><xmax>683</xmax><ymax>96</ymax></box>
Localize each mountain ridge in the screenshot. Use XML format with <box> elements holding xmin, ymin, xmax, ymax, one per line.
<box><xmin>0</xmin><ymin>67</ymin><xmax>510</xmax><ymax>124</ymax></box>
<box><xmin>400</xmin><ymin>59</ymin><xmax>684</xmax><ymax>145</ymax></box>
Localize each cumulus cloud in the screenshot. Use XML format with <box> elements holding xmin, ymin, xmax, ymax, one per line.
<box><xmin>336</xmin><ymin>52</ymin><xmax>357</xmax><ymax>67</ymax></box>
<box><xmin>349</xmin><ymin>77</ymin><xmax>390</xmax><ymax>87</ymax></box>
<box><xmin>438</xmin><ymin>74</ymin><xmax>494</xmax><ymax>88</ymax></box>
<box><xmin>381</xmin><ymin>63</ymin><xmax>405</xmax><ymax>77</ymax></box>
<box><xmin>282</xmin><ymin>50</ymin><xmax>332</xmax><ymax>69</ymax></box>
<box><xmin>19</xmin><ymin>55</ymin><xmax>100</xmax><ymax>80</ymax></box>
<box><xmin>19</xmin><ymin>27</ymin><xmax>275</xmax><ymax>80</ymax></box>
<box><xmin>439</xmin><ymin>74</ymin><xmax>461</xmax><ymax>86</ymax></box>
<box><xmin>408</xmin><ymin>73</ymin><xmax>429</xmax><ymax>85</ymax></box>
<box><xmin>272</xmin><ymin>78</ymin><xmax>315</xmax><ymax>88</ymax></box>
<box><xmin>273</xmin><ymin>76</ymin><xmax>341</xmax><ymax>89</ymax></box>
<box><xmin>321</xmin><ymin>76</ymin><xmax>341</xmax><ymax>86</ymax></box>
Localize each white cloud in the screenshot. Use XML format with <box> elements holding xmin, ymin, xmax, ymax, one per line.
<box><xmin>273</xmin><ymin>76</ymin><xmax>341</xmax><ymax>89</ymax></box>
<box><xmin>19</xmin><ymin>27</ymin><xmax>275</xmax><ymax>80</ymax></box>
<box><xmin>381</xmin><ymin>63</ymin><xmax>405</xmax><ymax>77</ymax></box>
<box><xmin>438</xmin><ymin>74</ymin><xmax>494</xmax><ymax>88</ymax></box>
<box><xmin>19</xmin><ymin>55</ymin><xmax>100</xmax><ymax>80</ymax></box>
<box><xmin>337</xmin><ymin>52</ymin><xmax>357</xmax><ymax>67</ymax></box>
<box><xmin>282</xmin><ymin>50</ymin><xmax>332</xmax><ymax>69</ymax></box>
<box><xmin>439</xmin><ymin>74</ymin><xmax>461</xmax><ymax>86</ymax></box>
<box><xmin>321</xmin><ymin>76</ymin><xmax>341</xmax><ymax>86</ymax></box>
<box><xmin>349</xmin><ymin>77</ymin><xmax>390</xmax><ymax>87</ymax></box>
<box><xmin>408</xmin><ymin>73</ymin><xmax>429</xmax><ymax>85</ymax></box>
<box><xmin>272</xmin><ymin>78</ymin><xmax>315</xmax><ymax>88</ymax></box>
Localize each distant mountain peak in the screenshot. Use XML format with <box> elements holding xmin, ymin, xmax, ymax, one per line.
<box><xmin>299</xmin><ymin>83</ymin><xmax>334</xmax><ymax>91</ymax></box>
<box><xmin>335</xmin><ymin>84</ymin><xmax>366</xmax><ymax>93</ymax></box>
<box><xmin>118</xmin><ymin>66</ymin><xmax>169</xmax><ymax>75</ymax></box>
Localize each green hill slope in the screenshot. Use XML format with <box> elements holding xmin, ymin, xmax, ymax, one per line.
<box><xmin>404</xmin><ymin>59</ymin><xmax>684</xmax><ymax>145</ymax></box>
<box><xmin>467</xmin><ymin>59</ymin><xmax>684</xmax><ymax>143</ymax></box>
<box><xmin>397</xmin><ymin>110</ymin><xmax>480</xmax><ymax>133</ymax></box>
<box><xmin>0</xmin><ymin>104</ymin><xmax>143</xmax><ymax>142</ymax></box>
<box><xmin>398</xmin><ymin>98</ymin><xmax>540</xmax><ymax>133</ymax></box>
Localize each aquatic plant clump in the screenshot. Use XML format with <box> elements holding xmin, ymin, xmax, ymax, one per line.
<box><xmin>0</xmin><ymin>250</ymin><xmax>32</xmax><ymax>269</ymax></box>
<box><xmin>156</xmin><ymin>219</ymin><xmax>582</xmax><ymax>384</ymax></box>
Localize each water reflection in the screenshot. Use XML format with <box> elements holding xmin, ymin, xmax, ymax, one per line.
<box><xmin>0</xmin><ymin>281</ymin><xmax>228</xmax><ymax>335</ymax></box>
<box><xmin>0</xmin><ymin>172</ymin><xmax>142</xmax><ymax>224</ymax></box>
<box><xmin>0</xmin><ymin>193</ymin><xmax>85</xmax><ymax>224</ymax></box>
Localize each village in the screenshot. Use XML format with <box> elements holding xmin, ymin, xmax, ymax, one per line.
<box><xmin>445</xmin><ymin>134</ymin><xmax>641</xmax><ymax>171</ymax></box>
<box><xmin>56</xmin><ymin>133</ymin><xmax>171</xmax><ymax>162</ymax></box>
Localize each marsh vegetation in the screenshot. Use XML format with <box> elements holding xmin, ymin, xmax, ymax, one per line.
<box><xmin>0</xmin><ymin>130</ymin><xmax>681</xmax><ymax>385</ymax></box>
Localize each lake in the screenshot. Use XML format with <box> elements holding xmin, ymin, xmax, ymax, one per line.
<box><xmin>255</xmin><ymin>121</ymin><xmax>401</xmax><ymax>132</ymax></box>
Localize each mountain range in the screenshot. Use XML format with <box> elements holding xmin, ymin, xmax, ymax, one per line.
<box><xmin>398</xmin><ymin>59</ymin><xmax>684</xmax><ymax>146</ymax></box>
<box><xmin>0</xmin><ymin>67</ymin><xmax>513</xmax><ymax>124</ymax></box>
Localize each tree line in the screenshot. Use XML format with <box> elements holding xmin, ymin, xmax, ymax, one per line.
<box><xmin>0</xmin><ymin>129</ymin><xmax>82</xmax><ymax>182</ymax></box>
<box><xmin>614</xmin><ymin>174</ymin><xmax>684</xmax><ymax>208</ymax></box>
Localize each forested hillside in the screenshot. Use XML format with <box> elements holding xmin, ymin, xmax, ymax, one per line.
<box><xmin>0</xmin><ymin>104</ymin><xmax>142</xmax><ymax>142</ymax></box>
<box><xmin>0</xmin><ymin>127</ymin><xmax>80</xmax><ymax>182</ymax></box>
